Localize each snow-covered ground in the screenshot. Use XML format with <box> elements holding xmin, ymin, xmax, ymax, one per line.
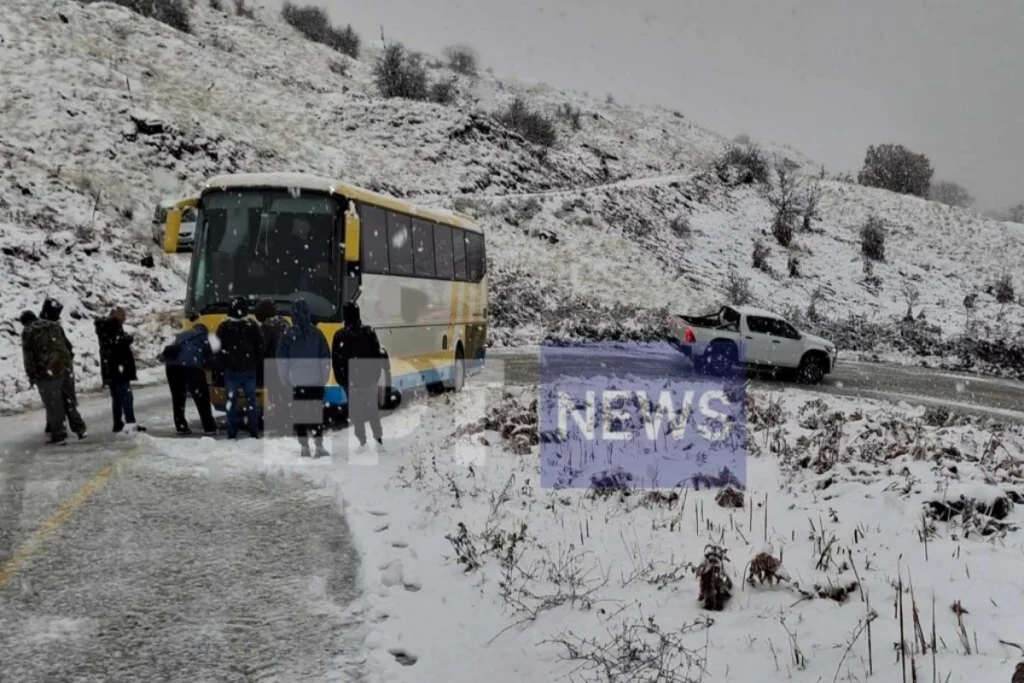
<box><xmin>3</xmin><ymin>0</ymin><xmax>1023</xmax><ymax>409</ymax></box>
<box><xmin>143</xmin><ymin>367</ymin><xmax>1024</xmax><ymax>683</ymax></box>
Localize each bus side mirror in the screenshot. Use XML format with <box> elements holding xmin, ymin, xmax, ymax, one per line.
<box><xmin>163</xmin><ymin>208</ymin><xmax>181</xmax><ymax>253</ymax></box>
<box><xmin>344</xmin><ymin>209</ymin><xmax>360</xmax><ymax>263</ymax></box>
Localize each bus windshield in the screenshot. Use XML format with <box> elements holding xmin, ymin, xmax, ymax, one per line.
<box><xmin>185</xmin><ymin>188</ymin><xmax>342</xmax><ymax>320</ymax></box>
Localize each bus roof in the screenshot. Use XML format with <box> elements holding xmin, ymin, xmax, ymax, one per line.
<box><xmin>201</xmin><ymin>172</ymin><xmax>482</xmax><ymax>232</ymax></box>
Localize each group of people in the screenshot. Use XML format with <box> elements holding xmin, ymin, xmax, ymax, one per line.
<box><xmin>19</xmin><ymin>295</ymin><xmax>386</xmax><ymax>457</ymax></box>
<box><xmin>20</xmin><ymin>297</ymin><xmax>143</xmax><ymax>444</ymax></box>
<box><xmin>161</xmin><ymin>295</ymin><xmax>386</xmax><ymax>458</ymax></box>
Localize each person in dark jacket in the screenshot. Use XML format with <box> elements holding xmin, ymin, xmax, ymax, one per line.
<box><xmin>216</xmin><ymin>296</ymin><xmax>263</xmax><ymax>439</ymax></box>
<box><xmin>22</xmin><ymin>306</ymin><xmax>87</xmax><ymax>444</ymax></box>
<box><xmin>95</xmin><ymin>307</ymin><xmax>144</xmax><ymax>433</ymax></box>
<box><xmin>161</xmin><ymin>323</ymin><xmax>218</xmax><ymax>435</ymax></box>
<box><xmin>38</xmin><ymin>299</ymin><xmax>77</xmax><ymax>435</ymax></box>
<box><xmin>253</xmin><ymin>298</ymin><xmax>290</xmax><ymax>384</ymax></box>
<box><xmin>276</xmin><ymin>299</ymin><xmax>330</xmax><ymax>458</ymax></box>
<box><xmin>331</xmin><ymin>302</ymin><xmax>384</xmax><ymax>452</ymax></box>
<box><xmin>254</xmin><ymin>298</ymin><xmax>291</xmax><ymax>435</ymax></box>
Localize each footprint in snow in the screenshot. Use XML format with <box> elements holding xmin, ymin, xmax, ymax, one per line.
<box><xmin>390</xmin><ymin>540</ymin><xmax>408</xmax><ymax>548</ymax></box>
<box><xmin>367</xmin><ymin>509</ymin><xmax>388</xmax><ymax>517</ymax></box>
<box><xmin>373</xmin><ymin>522</ymin><xmax>390</xmax><ymax>533</ymax></box>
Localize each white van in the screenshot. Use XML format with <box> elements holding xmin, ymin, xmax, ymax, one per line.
<box><xmin>151</xmin><ymin>199</ymin><xmax>197</xmax><ymax>250</ymax></box>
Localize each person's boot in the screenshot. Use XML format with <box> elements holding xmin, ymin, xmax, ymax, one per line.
<box><xmin>375</xmin><ymin>438</ymin><xmax>386</xmax><ymax>453</ymax></box>
<box><xmin>299</xmin><ymin>440</ymin><xmax>311</xmax><ymax>458</ymax></box>
<box><xmin>313</xmin><ymin>438</ymin><xmax>329</xmax><ymax>459</ymax></box>
<box><xmin>176</xmin><ymin>424</ymin><xmax>193</xmax><ymax>436</ymax></box>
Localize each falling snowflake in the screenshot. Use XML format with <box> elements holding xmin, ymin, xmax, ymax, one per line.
<box><xmin>955</xmin><ymin>381</ymin><xmax>966</xmax><ymax>394</ymax></box>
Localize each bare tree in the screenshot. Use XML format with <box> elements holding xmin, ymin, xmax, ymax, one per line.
<box><xmin>801</xmin><ymin>181</ymin><xmax>823</xmax><ymax>232</ymax></box>
<box><xmin>900</xmin><ymin>280</ymin><xmax>920</xmax><ymax>321</ymax></box>
<box><xmin>767</xmin><ymin>155</ymin><xmax>803</xmax><ymax>247</ymax></box>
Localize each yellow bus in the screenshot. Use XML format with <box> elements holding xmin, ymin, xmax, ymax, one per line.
<box><xmin>162</xmin><ymin>172</ymin><xmax>488</xmax><ymax>414</ymax></box>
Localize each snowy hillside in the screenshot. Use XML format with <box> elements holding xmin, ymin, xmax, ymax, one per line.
<box><xmin>2</xmin><ymin>0</ymin><xmax>1022</xmax><ymax>408</ymax></box>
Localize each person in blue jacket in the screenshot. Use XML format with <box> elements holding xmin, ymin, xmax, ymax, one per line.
<box><xmin>276</xmin><ymin>298</ymin><xmax>331</xmax><ymax>458</ymax></box>
<box><xmin>161</xmin><ymin>321</ymin><xmax>218</xmax><ymax>435</ymax></box>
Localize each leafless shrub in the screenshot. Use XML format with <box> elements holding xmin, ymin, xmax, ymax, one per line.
<box><xmin>930</xmin><ymin>180</ymin><xmax>974</xmax><ymax>209</ymax></box>
<box><xmin>545</xmin><ymin>613</ymin><xmax>712</xmax><ymax>683</ymax></box>
<box><xmin>994</xmin><ymin>273</ymin><xmax>1015</xmax><ymax>304</ymax></box>
<box><xmin>787</xmin><ymin>254</ymin><xmax>800</xmax><ymax>278</ymax></box>
<box><xmin>752</xmin><ymin>238</ymin><xmax>771</xmax><ymax>272</ymax></box>
<box><xmin>733</xmin><ymin>133</ymin><xmax>751</xmax><ymax>145</ymax></box>
<box><xmin>328</xmin><ymin>59</ymin><xmax>349</xmax><ymax>76</ymax></box>
<box><xmin>443</xmin><ymin>44</ymin><xmax>478</xmax><ymax>76</ymax></box>
<box><xmin>723</xmin><ymin>269</ymin><xmax>753</xmax><ymax>305</ymax></box>
<box><xmin>714</xmin><ymin>143</ymin><xmax>770</xmax><ymax>185</ymax></box>
<box><xmin>496</xmin><ymin>97</ymin><xmax>557</xmax><ymax>147</ymax></box>
<box><xmin>767</xmin><ymin>156</ymin><xmax>803</xmax><ymax>247</ymax></box>
<box><xmin>208</xmin><ymin>0</ymin><xmax>222</xmax><ymax>10</ymax></box>
<box><xmin>802</xmin><ymin>181</ymin><xmax>823</xmax><ymax>232</ymax></box>
<box><xmin>373</xmin><ymin>42</ymin><xmax>428</xmax><ymax>100</ymax></box>
<box><xmin>233</xmin><ymin>0</ymin><xmax>254</xmax><ymax>18</ymax></box>
<box><xmin>901</xmin><ymin>280</ymin><xmax>920</xmax><ymax>321</ymax></box>
<box><xmin>669</xmin><ymin>215</ymin><xmax>691</xmax><ymax>239</ymax></box>
<box><xmin>557</xmin><ymin>103</ymin><xmax>583</xmax><ymax>130</ymax></box>
<box><xmin>860</xmin><ymin>215</ymin><xmax>885</xmax><ymax>261</ymax></box>
<box><xmin>429</xmin><ymin>77</ymin><xmax>458</xmax><ymax>105</ymax></box>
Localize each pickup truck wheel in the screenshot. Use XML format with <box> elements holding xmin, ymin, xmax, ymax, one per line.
<box><xmin>796</xmin><ymin>354</ymin><xmax>826</xmax><ymax>385</ymax></box>
<box><xmin>705</xmin><ymin>343</ymin><xmax>737</xmax><ymax>379</ymax></box>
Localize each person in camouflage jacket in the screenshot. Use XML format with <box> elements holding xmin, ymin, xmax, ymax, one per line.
<box><xmin>20</xmin><ymin>304</ymin><xmax>87</xmax><ymax>444</ymax></box>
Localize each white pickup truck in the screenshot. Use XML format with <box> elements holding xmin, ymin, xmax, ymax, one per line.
<box><xmin>666</xmin><ymin>305</ymin><xmax>837</xmax><ymax>383</ymax></box>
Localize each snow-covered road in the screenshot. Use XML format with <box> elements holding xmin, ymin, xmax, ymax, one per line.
<box><xmin>488</xmin><ymin>347</ymin><xmax>1024</xmax><ymax>421</ymax></box>
<box><xmin>0</xmin><ymin>389</ymin><xmax>364</xmax><ymax>683</ymax></box>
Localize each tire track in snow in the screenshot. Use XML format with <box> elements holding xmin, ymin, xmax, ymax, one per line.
<box><xmin>0</xmin><ymin>459</ymin><xmax>364</xmax><ymax>683</ymax></box>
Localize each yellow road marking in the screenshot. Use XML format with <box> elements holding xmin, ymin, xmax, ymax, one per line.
<box><xmin>0</xmin><ymin>445</ymin><xmax>141</xmax><ymax>588</ymax></box>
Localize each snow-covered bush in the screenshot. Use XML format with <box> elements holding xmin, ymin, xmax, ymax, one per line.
<box><xmin>714</xmin><ymin>143</ymin><xmax>770</xmax><ymax>185</ymax></box>
<box><xmin>496</xmin><ymin>98</ymin><xmax>558</xmax><ymax>148</ymax></box>
<box><xmin>857</xmin><ymin>143</ymin><xmax>933</xmax><ymax>198</ymax></box>
<box><xmin>443</xmin><ymin>45</ymin><xmax>478</xmax><ymax>76</ymax></box>
<box><xmin>860</xmin><ymin>215</ymin><xmax>886</xmax><ymax>261</ymax></box>
<box><xmin>281</xmin><ymin>2</ymin><xmax>360</xmax><ymax>58</ymax></box>
<box><xmin>994</xmin><ymin>273</ymin><xmax>1015</xmax><ymax>304</ymax></box>
<box><xmin>87</xmin><ymin>0</ymin><xmax>192</xmax><ymax>32</ymax></box>
<box><xmin>373</xmin><ymin>43</ymin><xmax>429</xmax><ymax>100</ymax></box>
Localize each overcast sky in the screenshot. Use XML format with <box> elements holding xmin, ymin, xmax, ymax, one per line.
<box><xmin>269</xmin><ymin>0</ymin><xmax>1022</xmax><ymax>209</ymax></box>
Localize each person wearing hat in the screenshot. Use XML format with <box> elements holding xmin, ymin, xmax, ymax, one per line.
<box><xmin>21</xmin><ymin>304</ymin><xmax>87</xmax><ymax>444</ymax></box>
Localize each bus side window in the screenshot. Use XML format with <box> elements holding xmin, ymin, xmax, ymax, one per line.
<box><xmin>386</xmin><ymin>212</ymin><xmax>414</xmax><ymax>276</ymax></box>
<box><xmin>360</xmin><ymin>204</ymin><xmax>389</xmax><ymax>273</ymax></box>
<box><xmin>452</xmin><ymin>228</ymin><xmax>467</xmax><ymax>281</ymax></box>
<box><xmin>466</xmin><ymin>232</ymin><xmax>484</xmax><ymax>282</ymax></box>
<box><xmin>433</xmin><ymin>223</ymin><xmax>454</xmax><ymax>279</ymax></box>
<box><xmin>411</xmin><ymin>219</ymin><xmax>436</xmax><ymax>277</ymax></box>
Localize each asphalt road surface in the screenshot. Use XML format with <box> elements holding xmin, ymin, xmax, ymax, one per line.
<box><xmin>0</xmin><ymin>389</ymin><xmax>364</xmax><ymax>683</ymax></box>
<box><xmin>487</xmin><ymin>348</ymin><xmax>1024</xmax><ymax>422</ymax></box>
